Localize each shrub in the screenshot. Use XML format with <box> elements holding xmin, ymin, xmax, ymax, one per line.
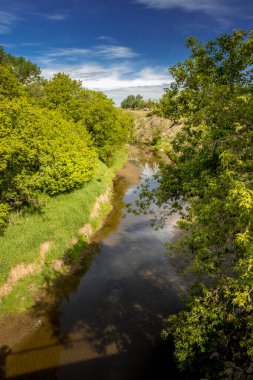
<box><xmin>0</xmin><ymin>98</ymin><xmax>98</xmax><ymax>213</ymax></box>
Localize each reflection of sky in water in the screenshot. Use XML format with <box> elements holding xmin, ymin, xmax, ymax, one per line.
<box><xmin>141</xmin><ymin>162</ymin><xmax>159</xmax><ymax>178</ymax></box>
<box><xmin>6</xmin><ymin>154</ymin><xmax>190</xmax><ymax>380</ymax></box>
<box><xmin>125</xmin><ymin>184</ymin><xmax>138</xmax><ymax>198</ymax></box>
<box><xmin>125</xmin><ymin>162</ymin><xmax>159</xmax><ymax>199</ymax></box>
<box><xmin>70</xmin><ymin>159</ymin><xmax>184</xmax><ymax>300</ymax></box>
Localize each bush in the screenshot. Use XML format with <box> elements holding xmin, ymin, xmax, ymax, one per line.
<box><xmin>41</xmin><ymin>74</ymin><xmax>133</xmax><ymax>164</ymax></box>
<box><xmin>0</xmin><ymin>98</ymin><xmax>98</xmax><ymax>212</ymax></box>
<box><xmin>0</xmin><ymin>203</ymin><xmax>10</xmax><ymax>230</ymax></box>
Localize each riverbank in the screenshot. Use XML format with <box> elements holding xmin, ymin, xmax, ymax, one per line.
<box><xmin>0</xmin><ymin>149</ymin><xmax>128</xmax><ymax>316</ymax></box>
<box><xmin>129</xmin><ymin>110</ymin><xmax>182</xmax><ymax>151</ymax></box>
<box><xmin>0</xmin><ymin>147</ymin><xmax>189</xmax><ymax>380</ymax></box>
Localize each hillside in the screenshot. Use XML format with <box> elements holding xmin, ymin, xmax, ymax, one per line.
<box><xmin>128</xmin><ymin>110</ymin><xmax>182</xmax><ymax>149</ymax></box>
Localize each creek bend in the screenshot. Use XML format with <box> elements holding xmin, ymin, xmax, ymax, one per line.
<box><xmin>3</xmin><ymin>148</ymin><xmax>191</xmax><ymax>380</ymax></box>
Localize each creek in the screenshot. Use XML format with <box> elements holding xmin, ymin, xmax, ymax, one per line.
<box><xmin>3</xmin><ymin>148</ymin><xmax>191</xmax><ymax>380</ymax></box>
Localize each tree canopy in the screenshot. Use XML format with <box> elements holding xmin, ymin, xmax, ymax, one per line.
<box><xmin>0</xmin><ymin>46</ymin><xmax>41</xmax><ymax>84</ymax></box>
<box><xmin>40</xmin><ymin>73</ymin><xmax>132</xmax><ymax>163</ymax></box>
<box><xmin>121</xmin><ymin>94</ymin><xmax>145</xmax><ymax>109</ymax></box>
<box><xmin>0</xmin><ymin>48</ymin><xmax>133</xmax><ymax>230</ymax></box>
<box><xmin>143</xmin><ymin>29</ymin><xmax>253</xmax><ymax>378</ymax></box>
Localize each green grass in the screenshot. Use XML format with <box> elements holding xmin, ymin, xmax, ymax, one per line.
<box><xmin>0</xmin><ymin>273</ymin><xmax>45</xmax><ymax>315</ymax></box>
<box><xmin>0</xmin><ymin>147</ymin><xmax>128</xmax><ymax>297</ymax></box>
<box><xmin>0</xmin><ymin>163</ymin><xmax>108</xmax><ymax>285</ymax></box>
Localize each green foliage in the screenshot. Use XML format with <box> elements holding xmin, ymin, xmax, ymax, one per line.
<box><xmin>81</xmin><ymin>93</ymin><xmax>133</xmax><ymax>163</ymax></box>
<box><xmin>143</xmin><ymin>29</ymin><xmax>253</xmax><ymax>377</ymax></box>
<box><xmin>0</xmin><ymin>203</ymin><xmax>10</xmax><ymax>231</ymax></box>
<box><xmin>0</xmin><ymin>47</ymin><xmax>132</xmax><ymax>229</ymax></box>
<box><xmin>0</xmin><ymin>157</ymin><xmax>125</xmax><ymax>313</ymax></box>
<box><xmin>0</xmin><ymin>161</ymin><xmax>114</xmax><ymax>286</ymax></box>
<box><xmin>0</xmin><ymin>46</ymin><xmax>41</xmax><ymax>84</ymax></box>
<box><xmin>121</xmin><ymin>94</ymin><xmax>145</xmax><ymax>109</ymax></box>
<box><xmin>42</xmin><ymin>72</ymin><xmax>83</xmax><ymax>116</ymax></box>
<box><xmin>0</xmin><ymin>98</ymin><xmax>98</xmax><ymax>217</ymax></box>
<box><xmin>121</xmin><ymin>95</ymin><xmax>157</xmax><ymax>111</ymax></box>
<box><xmin>0</xmin><ymin>46</ymin><xmax>130</xmax><ymax>312</ymax></box>
<box><xmin>42</xmin><ymin>73</ymin><xmax>133</xmax><ymax>163</ymax></box>
<box><xmin>0</xmin><ymin>65</ymin><xmax>25</xmax><ymax>99</ymax></box>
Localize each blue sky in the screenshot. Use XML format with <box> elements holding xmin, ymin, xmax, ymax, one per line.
<box><xmin>0</xmin><ymin>0</ymin><xmax>252</xmax><ymax>104</ymax></box>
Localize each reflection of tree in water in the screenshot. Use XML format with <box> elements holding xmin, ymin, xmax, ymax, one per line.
<box><xmin>5</xmin><ymin>243</ymin><xmax>185</xmax><ymax>379</ymax></box>
<box><xmin>93</xmin><ymin>150</ymin><xmax>159</xmax><ymax>244</ymax></box>
<box><xmin>92</xmin><ymin>175</ymin><xmax>132</xmax><ymax>244</ymax></box>
<box><xmin>2</xmin><ymin>148</ymin><xmax>190</xmax><ymax>380</ymax></box>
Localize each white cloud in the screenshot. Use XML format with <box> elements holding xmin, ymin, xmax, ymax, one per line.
<box><xmin>40</xmin><ymin>61</ymin><xmax>172</xmax><ymax>104</ymax></box>
<box><xmin>46</xmin><ymin>48</ymin><xmax>91</xmax><ymax>57</ymax></box>
<box><xmin>96</xmin><ymin>46</ymin><xmax>138</xmax><ymax>59</ymax></box>
<box><xmin>41</xmin><ymin>62</ymin><xmax>170</xmax><ymax>90</ymax></box>
<box><xmin>135</xmin><ymin>0</ymin><xmax>230</xmax><ymax>15</ymax></box>
<box><xmin>96</xmin><ymin>36</ymin><xmax>118</xmax><ymax>44</ymax></box>
<box><xmin>42</xmin><ymin>45</ymin><xmax>139</xmax><ymax>60</ymax></box>
<box><xmin>31</xmin><ymin>11</ymin><xmax>68</xmax><ymax>21</ymax></box>
<box><xmin>0</xmin><ymin>11</ymin><xmax>19</xmax><ymax>34</ymax></box>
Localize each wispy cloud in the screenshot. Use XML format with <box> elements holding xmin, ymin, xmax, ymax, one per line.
<box><xmin>0</xmin><ymin>5</ymin><xmax>67</xmax><ymax>35</ymax></box>
<box><xmin>31</xmin><ymin>11</ymin><xmax>68</xmax><ymax>21</ymax></box>
<box><xmin>46</xmin><ymin>48</ymin><xmax>91</xmax><ymax>57</ymax></box>
<box><xmin>42</xmin><ymin>45</ymin><xmax>139</xmax><ymax>61</ymax></box>
<box><xmin>97</xmin><ymin>45</ymin><xmax>138</xmax><ymax>59</ymax></box>
<box><xmin>0</xmin><ymin>10</ymin><xmax>20</xmax><ymax>34</ymax></box>
<box><xmin>42</xmin><ymin>62</ymin><xmax>170</xmax><ymax>104</ymax></box>
<box><xmin>41</xmin><ymin>61</ymin><xmax>170</xmax><ymax>92</ymax></box>
<box><xmin>135</xmin><ymin>0</ymin><xmax>231</xmax><ymax>16</ymax></box>
<box><xmin>96</xmin><ymin>36</ymin><xmax>118</xmax><ymax>44</ymax></box>
<box><xmin>45</xmin><ymin>13</ymin><xmax>67</xmax><ymax>21</ymax></box>
<box><xmin>0</xmin><ymin>42</ymin><xmax>16</xmax><ymax>48</ymax></box>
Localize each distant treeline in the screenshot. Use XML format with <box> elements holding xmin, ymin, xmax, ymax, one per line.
<box><xmin>121</xmin><ymin>94</ymin><xmax>157</xmax><ymax>110</ymax></box>
<box><xmin>0</xmin><ymin>47</ymin><xmax>133</xmax><ymax>229</ymax></box>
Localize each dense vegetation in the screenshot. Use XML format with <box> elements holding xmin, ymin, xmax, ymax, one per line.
<box><xmin>140</xmin><ymin>30</ymin><xmax>253</xmax><ymax>378</ymax></box>
<box><xmin>121</xmin><ymin>94</ymin><xmax>156</xmax><ymax>110</ymax></box>
<box><xmin>0</xmin><ymin>48</ymin><xmax>133</xmax><ymax>230</ymax></box>
<box><xmin>1</xmin><ymin>29</ymin><xmax>253</xmax><ymax>378</ymax></box>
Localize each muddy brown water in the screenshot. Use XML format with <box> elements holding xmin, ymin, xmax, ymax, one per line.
<box><xmin>1</xmin><ymin>148</ymin><xmax>192</xmax><ymax>380</ymax></box>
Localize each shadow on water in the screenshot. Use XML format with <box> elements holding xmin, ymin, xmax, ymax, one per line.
<box><xmin>1</xmin><ymin>148</ymin><xmax>193</xmax><ymax>380</ymax></box>
<box><xmin>1</xmin><ymin>342</ymin><xmax>183</xmax><ymax>380</ymax></box>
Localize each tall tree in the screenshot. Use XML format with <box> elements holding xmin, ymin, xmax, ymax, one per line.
<box><xmin>142</xmin><ymin>30</ymin><xmax>253</xmax><ymax>378</ymax></box>
<box><xmin>121</xmin><ymin>94</ymin><xmax>145</xmax><ymax>109</ymax></box>
<box><xmin>42</xmin><ymin>74</ymin><xmax>132</xmax><ymax>163</ymax></box>
<box><xmin>0</xmin><ymin>46</ymin><xmax>41</xmax><ymax>84</ymax></box>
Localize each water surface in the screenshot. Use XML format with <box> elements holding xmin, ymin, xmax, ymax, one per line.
<box><xmin>4</xmin><ymin>149</ymin><xmax>190</xmax><ymax>380</ymax></box>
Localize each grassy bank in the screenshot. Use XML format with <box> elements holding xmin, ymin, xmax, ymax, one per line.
<box><xmin>0</xmin><ymin>149</ymin><xmax>127</xmax><ymax>314</ymax></box>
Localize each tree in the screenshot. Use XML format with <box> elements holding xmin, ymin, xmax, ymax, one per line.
<box><xmin>0</xmin><ymin>65</ymin><xmax>25</xmax><ymax>99</ymax></box>
<box><xmin>80</xmin><ymin>90</ymin><xmax>132</xmax><ymax>163</ymax></box>
<box><xmin>0</xmin><ymin>51</ymin><xmax>133</xmax><ymax>231</ymax></box>
<box><xmin>141</xmin><ymin>30</ymin><xmax>253</xmax><ymax>378</ymax></box>
<box><xmin>121</xmin><ymin>94</ymin><xmax>145</xmax><ymax>109</ymax></box>
<box><xmin>42</xmin><ymin>72</ymin><xmax>83</xmax><ymax>114</ymax></box>
<box><xmin>42</xmin><ymin>74</ymin><xmax>133</xmax><ymax>163</ymax></box>
<box><xmin>0</xmin><ymin>46</ymin><xmax>41</xmax><ymax>84</ymax></box>
<box><xmin>0</xmin><ymin>98</ymin><xmax>98</xmax><ymax>227</ymax></box>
